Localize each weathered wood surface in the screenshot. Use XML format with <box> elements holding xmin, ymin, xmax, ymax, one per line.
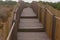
<box><xmin>19</xmin><ymin>7</ymin><xmax>43</xmax><ymax>29</ymax></box>
<box><xmin>17</xmin><ymin>32</ymin><xmax>49</xmax><ymax>40</ymax></box>
<box><xmin>18</xmin><ymin>7</ymin><xmax>49</xmax><ymax>40</ymax></box>
<box><xmin>19</xmin><ymin>19</ymin><xmax>43</xmax><ymax>29</ymax></box>
<box><xmin>21</xmin><ymin>7</ymin><xmax>36</xmax><ymax>17</ymax></box>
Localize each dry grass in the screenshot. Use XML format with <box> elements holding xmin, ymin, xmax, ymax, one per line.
<box><xmin>0</xmin><ymin>5</ymin><xmax>16</xmax><ymax>39</ymax></box>
<box><xmin>0</xmin><ymin>5</ymin><xmax>15</xmax><ymax>22</ymax></box>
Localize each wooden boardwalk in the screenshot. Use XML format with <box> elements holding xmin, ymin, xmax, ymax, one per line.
<box><xmin>21</xmin><ymin>7</ymin><xmax>36</xmax><ymax>17</ymax></box>
<box><xmin>17</xmin><ymin>7</ymin><xmax>49</xmax><ymax>40</ymax></box>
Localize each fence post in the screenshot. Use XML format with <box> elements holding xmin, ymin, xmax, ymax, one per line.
<box><xmin>52</xmin><ymin>15</ymin><xmax>56</xmax><ymax>40</ymax></box>
<box><xmin>44</xmin><ymin>8</ymin><xmax>47</xmax><ymax>31</ymax></box>
<box><xmin>40</xmin><ymin>7</ymin><xmax>42</xmax><ymax>22</ymax></box>
<box><xmin>38</xmin><ymin>7</ymin><xmax>41</xmax><ymax>22</ymax></box>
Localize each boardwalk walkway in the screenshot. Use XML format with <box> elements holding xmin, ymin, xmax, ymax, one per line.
<box><xmin>17</xmin><ymin>7</ymin><xmax>49</xmax><ymax>40</ymax></box>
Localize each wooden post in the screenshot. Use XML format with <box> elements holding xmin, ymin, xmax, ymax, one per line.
<box><xmin>44</xmin><ymin>8</ymin><xmax>47</xmax><ymax>31</ymax></box>
<box><xmin>52</xmin><ymin>15</ymin><xmax>56</xmax><ymax>40</ymax></box>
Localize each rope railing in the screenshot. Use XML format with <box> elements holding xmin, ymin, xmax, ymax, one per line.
<box><xmin>6</xmin><ymin>1</ymin><xmax>27</xmax><ymax>40</ymax></box>
<box><xmin>55</xmin><ymin>16</ymin><xmax>60</xmax><ymax>19</ymax></box>
<box><xmin>5</xmin><ymin>3</ymin><xmax>18</xmax><ymax>40</ymax></box>
<box><xmin>46</xmin><ymin>8</ymin><xmax>53</xmax><ymax>15</ymax></box>
<box><xmin>6</xmin><ymin>10</ymin><xmax>17</xmax><ymax>40</ymax></box>
<box><xmin>6</xmin><ymin>22</ymin><xmax>15</xmax><ymax>40</ymax></box>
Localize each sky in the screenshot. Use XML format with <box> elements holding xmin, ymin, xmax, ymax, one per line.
<box><xmin>3</xmin><ymin>0</ymin><xmax>60</xmax><ymax>3</ymax></box>
<box><xmin>23</xmin><ymin>0</ymin><xmax>39</xmax><ymax>3</ymax></box>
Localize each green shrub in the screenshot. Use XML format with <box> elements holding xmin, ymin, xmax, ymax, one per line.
<box><xmin>0</xmin><ymin>1</ymin><xmax>17</xmax><ymax>5</ymax></box>
<box><xmin>39</xmin><ymin>1</ymin><xmax>60</xmax><ymax>10</ymax></box>
<box><xmin>46</xmin><ymin>2</ymin><xmax>60</xmax><ymax>10</ymax></box>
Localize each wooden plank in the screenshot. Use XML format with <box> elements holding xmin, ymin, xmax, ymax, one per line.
<box><xmin>55</xmin><ymin>17</ymin><xmax>60</xmax><ymax>40</ymax></box>
<box><xmin>17</xmin><ymin>32</ymin><xmax>49</xmax><ymax>40</ymax></box>
<box><xmin>45</xmin><ymin>11</ymin><xmax>53</xmax><ymax>40</ymax></box>
<box><xmin>20</xmin><ymin>16</ymin><xmax>38</xmax><ymax>19</ymax></box>
<box><xmin>18</xmin><ymin>28</ymin><xmax>45</xmax><ymax>32</ymax></box>
<box><xmin>21</xmin><ymin>7</ymin><xmax>36</xmax><ymax>17</ymax></box>
<box><xmin>19</xmin><ymin>19</ymin><xmax>43</xmax><ymax>29</ymax></box>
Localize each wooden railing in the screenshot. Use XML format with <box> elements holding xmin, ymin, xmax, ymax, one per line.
<box><xmin>55</xmin><ymin>17</ymin><xmax>60</xmax><ymax>40</ymax></box>
<box><xmin>38</xmin><ymin>3</ymin><xmax>60</xmax><ymax>40</ymax></box>
<box><xmin>6</xmin><ymin>1</ymin><xmax>27</xmax><ymax>40</ymax></box>
<box><xmin>30</xmin><ymin>1</ymin><xmax>38</xmax><ymax>16</ymax></box>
